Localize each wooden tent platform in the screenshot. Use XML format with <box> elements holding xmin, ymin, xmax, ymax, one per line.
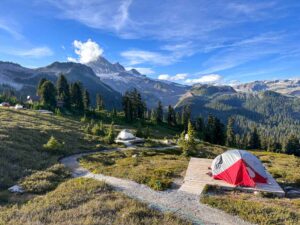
<box><xmin>179</xmin><ymin>158</ymin><xmax>285</xmax><ymax>197</ymax></box>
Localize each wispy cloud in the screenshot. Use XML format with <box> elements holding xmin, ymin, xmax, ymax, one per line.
<box><xmin>158</xmin><ymin>73</ymin><xmax>188</xmax><ymax>81</ymax></box>
<box><xmin>46</xmin><ymin>0</ymin><xmax>132</xmax><ymax>32</ymax></box>
<box><xmin>125</xmin><ymin>67</ymin><xmax>155</xmax><ymax>75</ymax></box>
<box><xmin>121</xmin><ymin>42</ymin><xmax>196</xmax><ymax>66</ymax></box>
<box><xmin>0</xmin><ymin>19</ymin><xmax>23</xmax><ymax>39</ymax></box>
<box><xmin>45</xmin><ymin>0</ymin><xmax>282</xmax><ymax>41</ymax></box>
<box><xmin>11</xmin><ymin>47</ymin><xmax>53</xmax><ymax>57</ymax></box>
<box><xmin>185</xmin><ymin>74</ymin><xmax>222</xmax><ymax>84</ymax></box>
<box><xmin>121</xmin><ymin>50</ymin><xmax>176</xmax><ymax>66</ymax></box>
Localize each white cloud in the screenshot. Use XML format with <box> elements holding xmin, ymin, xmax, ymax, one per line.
<box><xmin>185</xmin><ymin>74</ymin><xmax>222</xmax><ymax>84</ymax></box>
<box><xmin>158</xmin><ymin>74</ymin><xmax>170</xmax><ymax>80</ymax></box>
<box><xmin>12</xmin><ymin>47</ymin><xmax>53</xmax><ymax>57</ymax></box>
<box><xmin>125</xmin><ymin>67</ymin><xmax>155</xmax><ymax>75</ymax></box>
<box><xmin>0</xmin><ymin>18</ymin><xmax>23</xmax><ymax>39</ymax></box>
<box><xmin>158</xmin><ymin>73</ymin><xmax>188</xmax><ymax>81</ymax></box>
<box><xmin>46</xmin><ymin>0</ymin><xmax>279</xmax><ymax>41</ymax></box>
<box><xmin>47</xmin><ymin>0</ymin><xmax>132</xmax><ymax>32</ymax></box>
<box><xmin>68</xmin><ymin>39</ymin><xmax>103</xmax><ymax>64</ymax></box>
<box><xmin>121</xmin><ymin>50</ymin><xmax>176</xmax><ymax>66</ymax></box>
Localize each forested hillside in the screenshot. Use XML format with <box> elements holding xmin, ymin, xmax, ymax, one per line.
<box><xmin>175</xmin><ymin>84</ymin><xmax>300</xmax><ymax>144</ymax></box>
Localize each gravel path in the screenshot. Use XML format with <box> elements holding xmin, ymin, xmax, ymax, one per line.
<box><xmin>60</xmin><ymin>148</ymin><xmax>253</xmax><ymax>225</ymax></box>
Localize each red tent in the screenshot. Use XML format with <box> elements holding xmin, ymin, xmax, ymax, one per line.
<box><xmin>211</xmin><ymin>150</ymin><xmax>268</xmax><ymax>187</ymax></box>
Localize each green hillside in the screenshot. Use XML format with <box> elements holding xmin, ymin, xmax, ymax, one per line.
<box><xmin>0</xmin><ymin>108</ymin><xmax>102</xmax><ymax>190</ymax></box>
<box><xmin>175</xmin><ymin>85</ymin><xmax>300</xmax><ymax>143</ymax></box>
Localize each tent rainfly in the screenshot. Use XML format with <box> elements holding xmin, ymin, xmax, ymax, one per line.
<box><xmin>116</xmin><ymin>129</ymin><xmax>136</xmax><ymax>140</ymax></box>
<box><xmin>115</xmin><ymin>129</ymin><xmax>144</xmax><ymax>145</ymax></box>
<box><xmin>8</xmin><ymin>185</ymin><xmax>24</xmax><ymax>193</ymax></box>
<box><xmin>211</xmin><ymin>149</ymin><xmax>268</xmax><ymax>187</ymax></box>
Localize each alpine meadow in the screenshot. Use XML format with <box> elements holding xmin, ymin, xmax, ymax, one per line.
<box><xmin>0</xmin><ymin>1</ymin><xmax>300</xmax><ymax>225</ymax></box>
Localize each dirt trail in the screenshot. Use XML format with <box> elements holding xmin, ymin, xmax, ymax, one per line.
<box><xmin>60</xmin><ymin>148</ymin><xmax>252</xmax><ymax>225</ymax></box>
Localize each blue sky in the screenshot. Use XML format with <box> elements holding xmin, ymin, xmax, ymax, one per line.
<box><xmin>0</xmin><ymin>0</ymin><xmax>300</xmax><ymax>85</ymax></box>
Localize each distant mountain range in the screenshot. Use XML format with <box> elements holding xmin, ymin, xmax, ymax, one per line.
<box><xmin>234</xmin><ymin>79</ymin><xmax>300</xmax><ymax>97</ymax></box>
<box><xmin>87</xmin><ymin>57</ymin><xmax>189</xmax><ymax>108</ymax></box>
<box><xmin>0</xmin><ymin>57</ymin><xmax>189</xmax><ymax>109</ymax></box>
<box><xmin>0</xmin><ymin>61</ymin><xmax>122</xmax><ymax>109</ymax></box>
<box><xmin>1</xmin><ymin>55</ymin><xmax>300</xmax><ymax>115</ymax></box>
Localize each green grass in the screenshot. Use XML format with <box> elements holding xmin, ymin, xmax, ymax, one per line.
<box><xmin>20</xmin><ymin>164</ymin><xmax>71</xmax><ymax>194</ymax></box>
<box><xmin>0</xmin><ymin>178</ymin><xmax>191</xmax><ymax>225</ymax></box>
<box><xmin>193</xmin><ymin>141</ymin><xmax>229</xmax><ymax>158</ymax></box>
<box><xmin>0</xmin><ymin>108</ymin><xmax>109</xmax><ymax>191</ymax></box>
<box><xmin>200</xmin><ymin>185</ymin><xmax>300</xmax><ymax>225</ymax></box>
<box><xmin>253</xmin><ymin>151</ymin><xmax>300</xmax><ymax>187</ymax></box>
<box><xmin>80</xmin><ymin>148</ymin><xmax>189</xmax><ymax>190</ymax></box>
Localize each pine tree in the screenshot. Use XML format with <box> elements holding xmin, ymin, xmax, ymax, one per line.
<box><xmin>204</xmin><ymin>114</ymin><xmax>215</xmax><ymax>143</ymax></box>
<box><xmin>195</xmin><ymin>117</ymin><xmax>204</xmax><ymax>139</ymax></box>
<box><xmin>180</xmin><ymin>121</ymin><xmax>196</xmax><ymax>157</ymax></box>
<box><xmin>156</xmin><ymin>101</ymin><xmax>163</xmax><ymax>123</ymax></box>
<box><xmin>40</xmin><ymin>81</ymin><xmax>57</xmax><ymax>109</ymax></box>
<box><xmin>96</xmin><ymin>93</ymin><xmax>104</xmax><ymax>110</ymax></box>
<box><xmin>284</xmin><ymin>135</ymin><xmax>300</xmax><ymax>156</ymax></box>
<box><xmin>167</xmin><ymin>105</ymin><xmax>176</xmax><ymax>126</ymax></box>
<box><xmin>181</xmin><ymin>105</ymin><xmax>191</xmax><ymax>131</ymax></box>
<box><xmin>249</xmin><ymin>127</ymin><xmax>261</xmax><ymax>149</ymax></box>
<box><xmin>176</xmin><ymin>111</ymin><xmax>182</xmax><ymax>125</ymax></box>
<box><xmin>82</xmin><ymin>89</ymin><xmax>90</xmax><ymax>111</ymax></box>
<box><xmin>122</xmin><ymin>89</ymin><xmax>146</xmax><ymax>121</ymax></box>
<box><xmin>105</xmin><ymin>122</ymin><xmax>115</xmax><ymax>144</ymax></box>
<box><xmin>37</xmin><ymin>78</ymin><xmax>47</xmax><ymax>96</ymax></box>
<box><xmin>136</xmin><ymin>123</ymin><xmax>143</xmax><ymax>137</ymax></box>
<box><xmin>56</xmin><ymin>74</ymin><xmax>70</xmax><ymax>108</ymax></box>
<box><xmin>226</xmin><ymin>117</ymin><xmax>236</xmax><ymax>147</ymax></box>
<box><xmin>213</xmin><ymin>117</ymin><xmax>225</xmax><ymax>145</ymax></box>
<box><xmin>70</xmin><ymin>82</ymin><xmax>84</xmax><ymax>112</ymax></box>
<box><xmin>150</xmin><ymin>108</ymin><xmax>157</xmax><ymax>123</ymax></box>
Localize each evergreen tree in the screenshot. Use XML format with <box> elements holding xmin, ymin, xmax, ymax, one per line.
<box><xmin>176</xmin><ymin>111</ymin><xmax>182</xmax><ymax>125</ymax></box>
<box><xmin>167</xmin><ymin>105</ymin><xmax>176</xmax><ymax>126</ymax></box>
<box><xmin>40</xmin><ymin>81</ymin><xmax>57</xmax><ymax>109</ymax></box>
<box><xmin>122</xmin><ymin>89</ymin><xmax>145</xmax><ymax>121</ymax></box>
<box><xmin>213</xmin><ymin>117</ymin><xmax>225</xmax><ymax>145</ymax></box>
<box><xmin>136</xmin><ymin>123</ymin><xmax>143</xmax><ymax>137</ymax></box>
<box><xmin>56</xmin><ymin>74</ymin><xmax>70</xmax><ymax>108</ymax></box>
<box><xmin>249</xmin><ymin>127</ymin><xmax>261</xmax><ymax>149</ymax></box>
<box><xmin>284</xmin><ymin>135</ymin><xmax>300</xmax><ymax>156</ymax></box>
<box><xmin>181</xmin><ymin>105</ymin><xmax>191</xmax><ymax>131</ymax></box>
<box><xmin>82</xmin><ymin>89</ymin><xmax>90</xmax><ymax>111</ymax></box>
<box><xmin>195</xmin><ymin>117</ymin><xmax>205</xmax><ymax>139</ymax></box>
<box><xmin>70</xmin><ymin>82</ymin><xmax>84</xmax><ymax>111</ymax></box>
<box><xmin>226</xmin><ymin>117</ymin><xmax>236</xmax><ymax>147</ymax></box>
<box><xmin>112</xmin><ymin>108</ymin><xmax>117</xmax><ymax>117</ymax></box>
<box><xmin>204</xmin><ymin>114</ymin><xmax>215</xmax><ymax>143</ymax></box>
<box><xmin>37</xmin><ymin>78</ymin><xmax>47</xmax><ymax>96</ymax></box>
<box><xmin>96</xmin><ymin>93</ymin><xmax>104</xmax><ymax>110</ymax></box>
<box><xmin>105</xmin><ymin>122</ymin><xmax>115</xmax><ymax>144</ymax></box>
<box><xmin>179</xmin><ymin>121</ymin><xmax>196</xmax><ymax>157</ymax></box>
<box><xmin>204</xmin><ymin>114</ymin><xmax>225</xmax><ymax>145</ymax></box>
<box><xmin>156</xmin><ymin>101</ymin><xmax>163</xmax><ymax>123</ymax></box>
<box><xmin>150</xmin><ymin>108</ymin><xmax>157</xmax><ymax>123</ymax></box>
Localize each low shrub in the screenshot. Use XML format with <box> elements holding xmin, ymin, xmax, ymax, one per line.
<box><xmin>21</xmin><ymin>164</ymin><xmax>71</xmax><ymax>194</ymax></box>
<box><xmin>43</xmin><ymin>136</ymin><xmax>64</xmax><ymax>154</ymax></box>
<box><xmin>91</xmin><ymin>122</ymin><xmax>105</xmax><ymax>136</ymax></box>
